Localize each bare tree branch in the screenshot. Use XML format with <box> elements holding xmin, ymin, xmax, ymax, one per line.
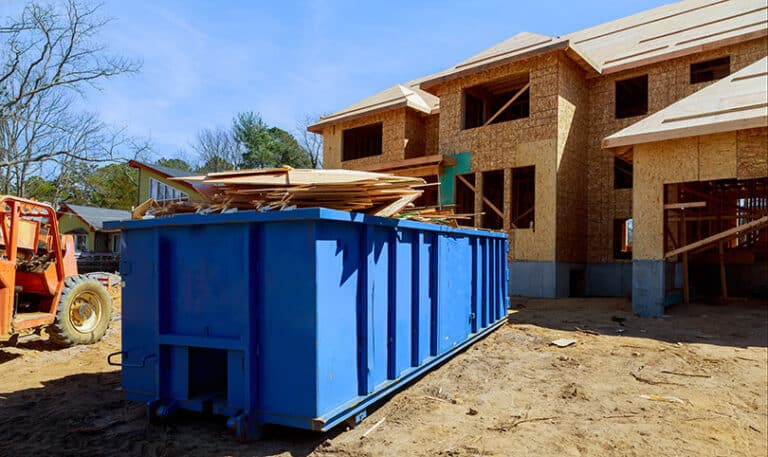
<box><xmin>295</xmin><ymin>114</ymin><xmax>323</xmax><ymax>169</ymax></box>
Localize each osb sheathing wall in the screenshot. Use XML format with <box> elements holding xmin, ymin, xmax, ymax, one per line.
<box><xmin>322</xmin><ymin>108</ymin><xmax>437</xmax><ymax>169</ymax></box>
<box><xmin>586</xmin><ymin>37</ymin><xmax>768</xmax><ymax>264</ymax></box>
<box><xmin>633</xmin><ymin>127</ymin><xmax>768</xmax><ymax>260</ymax></box>
<box><xmin>404</xmin><ymin>110</ymin><xmax>427</xmax><ymax>159</ymax></box>
<box><xmin>434</xmin><ymin>54</ymin><xmax>560</xmax><ymax>262</ymax></box>
<box><xmin>555</xmin><ymin>55</ymin><xmax>590</xmax><ymax>263</ymax></box>
<box><xmin>424</xmin><ymin>114</ymin><xmax>439</xmax><ymax>156</ymax></box>
<box><xmin>321</xmin><ymin>108</ymin><xmax>406</xmax><ymax>169</ymax></box>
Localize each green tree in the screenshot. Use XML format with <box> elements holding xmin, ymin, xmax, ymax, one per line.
<box><xmin>85</xmin><ymin>163</ymin><xmax>138</xmax><ymax>210</ymax></box>
<box><xmin>234</xmin><ymin>112</ymin><xmax>311</xmax><ymax>169</ymax></box>
<box><xmin>24</xmin><ymin>176</ymin><xmax>58</xmax><ymax>203</ymax></box>
<box><xmin>156</xmin><ymin>158</ymin><xmax>193</xmax><ymax>172</ymax></box>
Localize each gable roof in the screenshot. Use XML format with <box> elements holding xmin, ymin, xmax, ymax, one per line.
<box><xmin>59</xmin><ymin>204</ymin><xmax>130</xmax><ymax>231</ymax></box>
<box><xmin>307</xmin><ymin>79</ymin><xmax>439</xmax><ymax>133</ymax></box>
<box><xmin>129</xmin><ymin>160</ymin><xmax>192</xmax><ymax>178</ymax></box>
<box><xmin>421</xmin><ymin>0</ymin><xmax>766</xmax><ymax>89</ymax></box>
<box><xmin>312</xmin><ymin>0</ymin><xmax>767</xmax><ymax>128</ymax></box>
<box><xmin>603</xmin><ymin>56</ymin><xmax>767</xmax><ymax>150</ymax></box>
<box><xmin>128</xmin><ymin>160</ymin><xmax>204</xmax><ymax>196</ymax></box>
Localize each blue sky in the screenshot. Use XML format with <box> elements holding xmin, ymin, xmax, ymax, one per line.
<box><xmin>1</xmin><ymin>0</ymin><xmax>670</xmax><ymax>162</ymax></box>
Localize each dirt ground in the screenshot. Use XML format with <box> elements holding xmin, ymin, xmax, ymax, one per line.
<box><xmin>0</xmin><ymin>297</ymin><xmax>766</xmax><ymax>457</ymax></box>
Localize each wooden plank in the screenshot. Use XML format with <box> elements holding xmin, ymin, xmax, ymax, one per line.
<box><xmin>683</xmin><ymin>252</ymin><xmax>690</xmax><ymax>304</ymax></box>
<box><xmin>663</xmin><ymin>201</ymin><xmax>707</xmax><ymax>210</ymax></box>
<box><xmin>718</xmin><ymin>242</ymin><xmax>728</xmax><ymax>299</ymax></box>
<box><xmin>664</xmin><ymin>216</ymin><xmax>768</xmax><ymax>258</ymax></box>
<box><xmin>482</xmin><ymin>82</ymin><xmax>530</xmax><ymax>127</ymax></box>
<box><xmin>354</xmin><ymin>154</ymin><xmax>456</xmax><ymax>172</ymax></box>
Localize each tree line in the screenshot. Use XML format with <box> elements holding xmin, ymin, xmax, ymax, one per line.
<box><xmin>0</xmin><ymin>0</ymin><xmax>323</xmax><ymax>211</ymax></box>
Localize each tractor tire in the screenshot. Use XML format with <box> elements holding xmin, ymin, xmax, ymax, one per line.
<box><xmin>48</xmin><ymin>274</ymin><xmax>112</xmax><ymax>347</ymax></box>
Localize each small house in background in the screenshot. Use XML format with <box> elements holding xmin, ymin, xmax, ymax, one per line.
<box><xmin>128</xmin><ymin>160</ymin><xmax>205</xmax><ymax>206</ymax></box>
<box><xmin>57</xmin><ymin>203</ymin><xmax>131</xmax><ymax>272</ymax></box>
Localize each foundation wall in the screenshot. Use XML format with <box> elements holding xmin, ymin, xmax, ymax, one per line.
<box><xmin>586</xmin><ymin>37</ymin><xmax>768</xmax><ymax>264</ymax></box>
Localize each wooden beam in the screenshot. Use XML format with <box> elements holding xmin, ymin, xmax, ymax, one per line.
<box><xmin>354</xmin><ymin>154</ymin><xmax>456</xmax><ymax>172</ymax></box>
<box><xmin>482</xmin><ymin>82</ymin><xmax>530</xmax><ymax>127</ymax></box>
<box><xmin>718</xmin><ymin>242</ymin><xmax>728</xmax><ymax>300</ymax></box>
<box><xmin>664</xmin><ymin>215</ymin><xmax>768</xmax><ymax>258</ymax></box>
<box><xmin>457</xmin><ymin>174</ymin><xmax>504</xmax><ymax>219</ymax></box>
<box><xmin>663</xmin><ymin>201</ymin><xmax>707</xmax><ymax>210</ymax></box>
<box><xmin>682</xmin><ymin>252</ymin><xmax>690</xmax><ymax>304</ymax></box>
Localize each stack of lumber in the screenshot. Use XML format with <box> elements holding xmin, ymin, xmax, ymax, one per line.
<box><xmin>396</xmin><ymin>207</ymin><xmax>476</xmax><ymax>228</ymax></box>
<box><xmin>136</xmin><ymin>167</ymin><xmax>427</xmax><ymax>219</ymax></box>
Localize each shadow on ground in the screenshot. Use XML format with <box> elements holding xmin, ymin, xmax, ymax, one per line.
<box><xmin>507</xmin><ymin>296</ymin><xmax>768</xmax><ymax>348</ymax></box>
<box><xmin>0</xmin><ymin>370</ymin><xmax>341</xmax><ymax>457</ymax></box>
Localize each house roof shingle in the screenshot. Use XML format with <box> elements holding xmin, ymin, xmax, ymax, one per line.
<box><xmin>59</xmin><ymin>204</ymin><xmax>131</xmax><ymax>231</ymax></box>
<box><xmin>309</xmin><ymin>0</ymin><xmax>767</xmax><ymax>129</ymax></box>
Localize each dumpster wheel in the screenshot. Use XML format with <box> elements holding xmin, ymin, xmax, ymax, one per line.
<box><xmin>48</xmin><ymin>274</ymin><xmax>113</xmax><ymax>347</ymax></box>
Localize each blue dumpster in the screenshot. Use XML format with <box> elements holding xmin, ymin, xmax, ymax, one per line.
<box><xmin>106</xmin><ymin>208</ymin><xmax>508</xmax><ymax>440</ymax></box>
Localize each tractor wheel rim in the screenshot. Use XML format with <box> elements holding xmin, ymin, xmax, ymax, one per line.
<box><xmin>69</xmin><ymin>291</ymin><xmax>101</xmax><ymax>333</ymax></box>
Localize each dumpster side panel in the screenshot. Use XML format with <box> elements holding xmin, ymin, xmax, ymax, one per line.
<box><xmin>414</xmin><ymin>232</ymin><xmax>435</xmax><ymax>365</ymax></box>
<box><xmin>121</xmin><ymin>228</ymin><xmax>159</xmax><ymax>400</ymax></box>
<box><xmin>364</xmin><ymin>225</ymin><xmax>390</xmax><ymax>394</ymax></box>
<box><xmin>158</xmin><ymin>225</ymin><xmax>248</xmax><ymax>339</ymax></box>
<box><xmin>391</xmin><ymin>228</ymin><xmax>414</xmax><ymax>379</ymax></box>
<box><xmin>257</xmin><ymin>220</ymin><xmax>318</xmax><ymax>420</ymax></box>
<box><xmin>437</xmin><ymin>235</ymin><xmax>472</xmax><ymax>352</ymax></box>
<box><xmin>315</xmin><ymin>220</ymin><xmax>362</xmax><ymax>416</ymax></box>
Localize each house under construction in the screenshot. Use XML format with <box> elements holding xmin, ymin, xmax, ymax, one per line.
<box><xmin>308</xmin><ymin>0</ymin><xmax>768</xmax><ymax>317</ymax></box>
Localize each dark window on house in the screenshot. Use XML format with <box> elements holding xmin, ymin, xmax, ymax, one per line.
<box><xmin>463</xmin><ymin>74</ymin><xmax>530</xmax><ymax>129</ymax></box>
<box><xmin>613</xmin><ymin>218</ymin><xmax>633</xmax><ymax>260</ymax></box>
<box><xmin>482</xmin><ymin>170</ymin><xmax>504</xmax><ymax>230</ymax></box>
<box><xmin>614</xmin><ymin>157</ymin><xmax>633</xmax><ymax>189</ymax></box>
<box><xmin>455</xmin><ymin>173</ymin><xmax>475</xmax><ymax>227</ymax></box>
<box><xmin>690</xmin><ymin>56</ymin><xmax>730</xmax><ymax>84</ymax></box>
<box><xmin>342</xmin><ymin>123</ymin><xmax>383</xmax><ymax>161</ymax></box>
<box><xmin>615</xmin><ymin>75</ymin><xmax>648</xmax><ymax>119</ymax></box>
<box><xmin>510</xmin><ymin>166</ymin><xmax>535</xmax><ymax>229</ymax></box>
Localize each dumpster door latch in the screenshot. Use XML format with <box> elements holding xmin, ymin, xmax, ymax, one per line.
<box><xmin>107</xmin><ymin>350</ymin><xmax>157</xmax><ymax>368</ymax></box>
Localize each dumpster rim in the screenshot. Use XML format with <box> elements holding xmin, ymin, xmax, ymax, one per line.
<box><xmin>104</xmin><ymin>207</ymin><xmax>508</xmax><ymax>239</ymax></box>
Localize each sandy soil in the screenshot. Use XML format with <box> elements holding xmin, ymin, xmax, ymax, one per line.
<box><xmin>0</xmin><ymin>297</ymin><xmax>765</xmax><ymax>457</ymax></box>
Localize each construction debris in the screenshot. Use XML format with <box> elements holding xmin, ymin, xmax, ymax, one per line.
<box><xmin>134</xmin><ymin>167</ymin><xmax>432</xmax><ymax>219</ymax></box>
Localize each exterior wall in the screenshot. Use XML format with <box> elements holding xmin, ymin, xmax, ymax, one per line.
<box><xmin>556</xmin><ymin>55</ymin><xmax>590</xmax><ymax>264</ymax></box>
<box><xmin>632</xmin><ymin>127</ymin><xmax>768</xmax><ymax>316</ymax></box>
<box><xmin>58</xmin><ymin>213</ymin><xmax>94</xmax><ymax>251</ymax></box>
<box><xmin>137</xmin><ymin>169</ymin><xmax>203</xmax><ymax>205</ymax></box>
<box><xmin>424</xmin><ymin>114</ymin><xmax>439</xmax><ymax>156</ymax></box>
<box><xmin>321</xmin><ymin>108</ymin><xmax>436</xmax><ymax>169</ymax></box>
<box><xmin>586</xmin><ymin>37</ymin><xmax>768</xmax><ymax>265</ymax></box>
<box><xmin>633</xmin><ymin>128</ymin><xmax>768</xmax><ymax>261</ymax></box>
<box><xmin>434</xmin><ymin>54</ymin><xmax>560</xmax><ymax>263</ymax></box>
<box><xmin>322</xmin><ymin>109</ymin><xmax>406</xmax><ymax>169</ymax></box>
<box><xmin>404</xmin><ymin>110</ymin><xmax>427</xmax><ymax>159</ymax></box>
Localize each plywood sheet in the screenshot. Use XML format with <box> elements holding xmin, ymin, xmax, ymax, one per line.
<box><xmin>699</xmin><ymin>131</ymin><xmax>738</xmax><ymax>179</ymax></box>
<box><xmin>737</xmin><ymin>127</ymin><xmax>768</xmax><ymax>178</ymax></box>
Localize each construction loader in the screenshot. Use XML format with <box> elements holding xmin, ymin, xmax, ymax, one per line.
<box><xmin>0</xmin><ymin>196</ymin><xmax>116</xmax><ymax>346</ymax></box>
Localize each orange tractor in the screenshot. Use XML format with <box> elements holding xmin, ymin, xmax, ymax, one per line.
<box><xmin>0</xmin><ymin>196</ymin><xmax>115</xmax><ymax>346</ymax></box>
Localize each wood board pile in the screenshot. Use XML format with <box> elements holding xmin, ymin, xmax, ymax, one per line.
<box><xmin>395</xmin><ymin>207</ymin><xmax>476</xmax><ymax>228</ymax></box>
<box><xmin>136</xmin><ymin>167</ymin><xmax>428</xmax><ymax>219</ymax></box>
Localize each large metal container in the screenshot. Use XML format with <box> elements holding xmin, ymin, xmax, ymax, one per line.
<box><xmin>106</xmin><ymin>208</ymin><xmax>508</xmax><ymax>440</ymax></box>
